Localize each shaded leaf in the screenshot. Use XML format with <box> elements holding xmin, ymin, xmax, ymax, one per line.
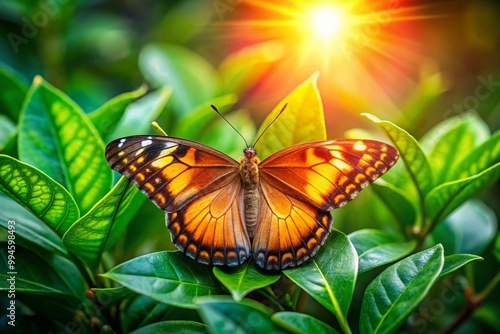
<box><xmin>0</xmin><ymin>245</ymin><xmax>86</xmax><ymax>302</ymax></box>
<box><xmin>453</xmin><ymin>131</ymin><xmax>500</xmax><ymax>180</ymax></box>
<box><xmin>92</xmin><ymin>286</ymin><xmax>136</xmax><ymax>306</ymax></box>
<box><xmin>18</xmin><ymin>77</ymin><xmax>113</xmax><ymax>214</ymax></box>
<box><xmin>439</xmin><ymin>254</ymin><xmax>483</xmax><ymax>278</ymax></box>
<box><xmin>284</xmin><ymin>231</ymin><xmax>357</xmax><ymax>332</ymax></box>
<box><xmin>89</xmin><ymin>85</ymin><xmax>148</xmax><ymax>140</ymax></box>
<box><xmin>371</xmin><ymin>180</ymin><xmax>417</xmax><ymax>231</ymax></box>
<box><xmin>63</xmin><ymin>177</ymin><xmax>143</xmax><ymax>268</ymax></box>
<box><xmin>0</xmin><ymin>194</ymin><xmax>68</xmax><ymax>257</ymax></box>
<box><xmin>0</xmin><ymin>154</ymin><xmax>79</xmax><ymax>234</ymax></box>
<box><xmin>420</xmin><ymin>113</ymin><xmax>490</xmax><ymax>183</ymax></box>
<box><xmin>130</xmin><ymin>321</ymin><xmax>209</xmax><ymax>334</ymax></box>
<box><xmin>255</xmin><ymin>72</ymin><xmax>326</xmax><ymax>159</ymax></box>
<box><xmin>123</xmin><ymin>295</ymin><xmax>201</xmax><ymax>332</ymax></box>
<box><xmin>272</xmin><ymin>312</ymin><xmax>339</xmax><ymax>334</ymax></box>
<box><xmin>108</xmin><ymin>87</ymin><xmax>171</xmax><ymax>140</ymax></box>
<box><xmin>213</xmin><ymin>259</ymin><xmax>281</xmax><ymax>301</ymax></box>
<box><xmin>428</xmin><ymin>200</ymin><xmax>497</xmax><ymax>256</ymax></box>
<box><xmin>359</xmin><ymin>244</ymin><xmax>444</xmax><ymax>334</ymax></box>
<box><xmin>0</xmin><ymin>115</ymin><xmax>16</xmax><ymax>151</ymax></box>
<box><xmin>349</xmin><ymin>229</ymin><xmax>416</xmax><ymax>274</ymax></box>
<box><xmin>495</xmin><ymin>234</ymin><xmax>500</xmax><ymax>263</ymax></box>
<box><xmin>102</xmin><ymin>251</ymin><xmax>225</xmax><ymax>308</ymax></box>
<box><xmin>196</xmin><ymin>296</ymin><xmax>287</xmax><ymax>333</ymax></box>
<box><xmin>425</xmin><ymin>163</ymin><xmax>500</xmax><ymax>224</ymax></box>
<box><xmin>0</xmin><ymin>63</ymin><xmax>28</xmax><ymax>122</ymax></box>
<box><xmin>139</xmin><ymin>43</ymin><xmax>217</xmax><ymax>115</ymax></box>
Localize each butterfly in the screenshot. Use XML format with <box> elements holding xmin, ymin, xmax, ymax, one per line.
<box><xmin>105</xmin><ymin>120</ymin><xmax>399</xmax><ymax>270</ymax></box>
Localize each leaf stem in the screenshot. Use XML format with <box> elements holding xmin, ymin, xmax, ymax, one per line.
<box><xmin>257</xmin><ymin>287</ymin><xmax>286</xmax><ymax>312</ymax></box>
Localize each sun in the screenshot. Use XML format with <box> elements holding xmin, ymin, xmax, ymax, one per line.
<box><xmin>307</xmin><ymin>5</ymin><xmax>346</xmax><ymax>40</ymax></box>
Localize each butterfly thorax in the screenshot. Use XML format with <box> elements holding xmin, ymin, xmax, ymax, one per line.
<box><xmin>239</xmin><ymin>147</ymin><xmax>260</xmax><ymax>237</ymax></box>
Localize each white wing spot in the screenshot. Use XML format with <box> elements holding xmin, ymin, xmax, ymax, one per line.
<box><xmin>118</xmin><ymin>138</ymin><xmax>126</xmax><ymax>148</ymax></box>
<box><xmin>155</xmin><ymin>177</ymin><xmax>162</xmax><ymax>184</ymax></box>
<box><xmin>141</xmin><ymin>139</ymin><xmax>153</xmax><ymax>147</ymax></box>
<box><xmin>147</xmin><ymin>136</ymin><xmax>152</xmax><ymax>140</ymax></box>
<box><xmin>164</xmin><ymin>142</ymin><xmax>177</xmax><ymax>148</ymax></box>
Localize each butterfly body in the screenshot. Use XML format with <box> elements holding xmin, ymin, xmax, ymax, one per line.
<box><xmin>106</xmin><ymin>135</ymin><xmax>399</xmax><ymax>270</ymax></box>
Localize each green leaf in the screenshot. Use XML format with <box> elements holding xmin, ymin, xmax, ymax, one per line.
<box><xmin>255</xmin><ymin>72</ymin><xmax>326</xmax><ymax>159</ymax></box>
<box><xmin>123</xmin><ymin>295</ymin><xmax>201</xmax><ymax>333</ymax></box>
<box><xmin>428</xmin><ymin>200</ymin><xmax>497</xmax><ymax>255</ymax></box>
<box><xmin>370</xmin><ymin>181</ymin><xmax>417</xmax><ymax>231</ymax></box>
<box><xmin>102</xmin><ymin>251</ymin><xmax>225</xmax><ymax>308</ymax></box>
<box><xmin>196</xmin><ymin>296</ymin><xmax>287</xmax><ymax>333</ymax></box>
<box><xmin>359</xmin><ymin>244</ymin><xmax>444</xmax><ymax>334</ymax></box>
<box><xmin>108</xmin><ymin>87</ymin><xmax>171</xmax><ymax>140</ymax></box>
<box><xmin>218</xmin><ymin>41</ymin><xmax>283</xmax><ymax>95</ymax></box>
<box><xmin>0</xmin><ymin>194</ymin><xmax>68</xmax><ymax>257</ymax></box>
<box><xmin>18</xmin><ymin>77</ymin><xmax>113</xmax><ymax>215</ymax></box>
<box><xmin>0</xmin><ymin>63</ymin><xmax>29</xmax><ymax>122</ymax></box>
<box><xmin>453</xmin><ymin>131</ymin><xmax>500</xmax><ymax>180</ymax></box>
<box><xmin>92</xmin><ymin>286</ymin><xmax>136</xmax><ymax>305</ymax></box>
<box><xmin>130</xmin><ymin>321</ymin><xmax>209</xmax><ymax>334</ymax></box>
<box><xmin>89</xmin><ymin>85</ymin><xmax>148</xmax><ymax>140</ymax></box>
<box><xmin>213</xmin><ymin>259</ymin><xmax>281</xmax><ymax>301</ymax></box>
<box><xmin>0</xmin><ymin>245</ymin><xmax>86</xmax><ymax>302</ymax></box>
<box><xmin>0</xmin><ymin>154</ymin><xmax>79</xmax><ymax>234</ymax></box>
<box><xmin>272</xmin><ymin>312</ymin><xmax>339</xmax><ymax>334</ymax></box>
<box><xmin>0</xmin><ymin>115</ymin><xmax>16</xmax><ymax>152</ymax></box>
<box><xmin>63</xmin><ymin>177</ymin><xmax>144</xmax><ymax>268</ymax></box>
<box><xmin>420</xmin><ymin>112</ymin><xmax>490</xmax><ymax>183</ymax></box>
<box><xmin>494</xmin><ymin>234</ymin><xmax>500</xmax><ymax>263</ymax></box>
<box><xmin>439</xmin><ymin>254</ymin><xmax>483</xmax><ymax>278</ymax></box>
<box><xmin>139</xmin><ymin>43</ymin><xmax>217</xmax><ymax>115</ymax></box>
<box><xmin>349</xmin><ymin>229</ymin><xmax>416</xmax><ymax>274</ymax></box>
<box><xmin>284</xmin><ymin>230</ymin><xmax>357</xmax><ymax>333</ymax></box>
<box><xmin>425</xmin><ymin>163</ymin><xmax>500</xmax><ymax>224</ymax></box>
<box><xmin>363</xmin><ymin>113</ymin><xmax>433</xmax><ymax>198</ymax></box>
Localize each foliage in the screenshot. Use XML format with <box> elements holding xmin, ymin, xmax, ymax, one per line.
<box><xmin>0</xmin><ymin>51</ymin><xmax>498</xmax><ymax>333</ymax></box>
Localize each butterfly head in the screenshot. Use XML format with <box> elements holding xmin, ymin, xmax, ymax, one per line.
<box><xmin>243</xmin><ymin>146</ymin><xmax>257</xmax><ymax>159</ymax></box>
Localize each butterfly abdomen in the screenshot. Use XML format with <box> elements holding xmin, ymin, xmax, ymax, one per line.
<box><xmin>239</xmin><ymin>148</ymin><xmax>261</xmax><ymax>237</ymax></box>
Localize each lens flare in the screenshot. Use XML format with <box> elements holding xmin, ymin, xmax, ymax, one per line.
<box><xmin>307</xmin><ymin>6</ymin><xmax>345</xmax><ymax>40</ymax></box>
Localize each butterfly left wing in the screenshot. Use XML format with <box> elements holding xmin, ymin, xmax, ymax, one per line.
<box><xmin>105</xmin><ymin>135</ymin><xmax>251</xmax><ymax>266</ymax></box>
<box><xmin>252</xmin><ymin>139</ymin><xmax>399</xmax><ymax>269</ymax></box>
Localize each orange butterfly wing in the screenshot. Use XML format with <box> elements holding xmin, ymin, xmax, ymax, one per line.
<box><xmin>252</xmin><ymin>139</ymin><xmax>399</xmax><ymax>269</ymax></box>
<box><xmin>105</xmin><ymin>136</ymin><xmax>251</xmax><ymax>266</ymax></box>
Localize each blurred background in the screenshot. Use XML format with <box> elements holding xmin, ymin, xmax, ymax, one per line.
<box><xmin>1</xmin><ymin>0</ymin><xmax>499</xmax><ymax>332</ymax></box>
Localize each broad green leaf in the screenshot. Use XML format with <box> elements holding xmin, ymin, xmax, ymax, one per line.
<box><xmin>371</xmin><ymin>180</ymin><xmax>417</xmax><ymax>231</ymax></box>
<box><xmin>272</xmin><ymin>312</ymin><xmax>339</xmax><ymax>334</ymax></box>
<box><xmin>439</xmin><ymin>254</ymin><xmax>483</xmax><ymax>278</ymax></box>
<box><xmin>196</xmin><ymin>296</ymin><xmax>287</xmax><ymax>334</ymax></box>
<box><xmin>0</xmin><ymin>194</ymin><xmax>68</xmax><ymax>257</ymax></box>
<box><xmin>428</xmin><ymin>200</ymin><xmax>497</xmax><ymax>255</ymax></box>
<box><xmin>123</xmin><ymin>295</ymin><xmax>201</xmax><ymax>332</ymax></box>
<box><xmin>0</xmin><ymin>246</ymin><xmax>86</xmax><ymax>302</ymax></box>
<box><xmin>495</xmin><ymin>234</ymin><xmax>500</xmax><ymax>263</ymax></box>
<box><xmin>219</xmin><ymin>41</ymin><xmax>283</xmax><ymax>95</ymax></box>
<box><xmin>139</xmin><ymin>43</ymin><xmax>217</xmax><ymax>115</ymax></box>
<box><xmin>0</xmin><ymin>115</ymin><xmax>16</xmax><ymax>151</ymax></box>
<box><xmin>0</xmin><ymin>63</ymin><xmax>28</xmax><ymax>122</ymax></box>
<box><xmin>420</xmin><ymin>113</ymin><xmax>490</xmax><ymax>183</ymax></box>
<box><xmin>102</xmin><ymin>251</ymin><xmax>225</xmax><ymax>308</ymax></box>
<box><xmin>213</xmin><ymin>259</ymin><xmax>281</xmax><ymax>301</ymax></box>
<box><xmin>0</xmin><ymin>154</ymin><xmax>79</xmax><ymax>234</ymax></box>
<box><xmin>364</xmin><ymin>113</ymin><xmax>433</xmax><ymax>198</ymax></box>
<box><xmin>425</xmin><ymin>163</ymin><xmax>500</xmax><ymax>224</ymax></box>
<box><xmin>18</xmin><ymin>77</ymin><xmax>113</xmax><ymax>214</ymax></box>
<box><xmin>89</xmin><ymin>85</ymin><xmax>148</xmax><ymax>140</ymax></box>
<box><xmin>359</xmin><ymin>244</ymin><xmax>444</xmax><ymax>334</ymax></box>
<box><xmin>255</xmin><ymin>72</ymin><xmax>326</xmax><ymax>159</ymax></box>
<box><xmin>130</xmin><ymin>321</ymin><xmax>209</xmax><ymax>334</ymax></box>
<box><xmin>349</xmin><ymin>229</ymin><xmax>416</xmax><ymax>274</ymax></box>
<box><xmin>453</xmin><ymin>131</ymin><xmax>500</xmax><ymax>180</ymax></box>
<box><xmin>63</xmin><ymin>176</ymin><xmax>144</xmax><ymax>268</ymax></box>
<box><xmin>284</xmin><ymin>230</ymin><xmax>357</xmax><ymax>332</ymax></box>
<box><xmin>108</xmin><ymin>87</ymin><xmax>171</xmax><ymax>140</ymax></box>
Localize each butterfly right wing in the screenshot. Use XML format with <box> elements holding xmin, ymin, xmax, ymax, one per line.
<box><xmin>105</xmin><ymin>135</ymin><xmax>251</xmax><ymax>266</ymax></box>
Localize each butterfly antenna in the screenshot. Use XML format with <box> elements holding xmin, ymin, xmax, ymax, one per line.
<box><xmin>211</xmin><ymin>104</ymin><xmax>249</xmax><ymax>147</ymax></box>
<box><xmin>252</xmin><ymin>103</ymin><xmax>288</xmax><ymax>147</ymax></box>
